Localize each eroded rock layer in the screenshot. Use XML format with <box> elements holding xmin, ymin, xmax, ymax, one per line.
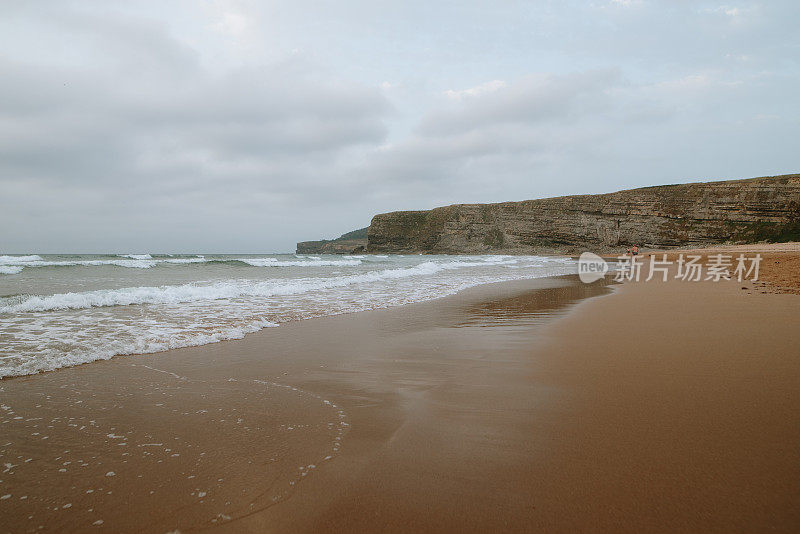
<box><xmin>366</xmin><ymin>174</ymin><xmax>800</xmax><ymax>254</ymax></box>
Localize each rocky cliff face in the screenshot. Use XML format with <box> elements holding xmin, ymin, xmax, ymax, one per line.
<box><xmin>367</xmin><ymin>174</ymin><xmax>800</xmax><ymax>254</ymax></box>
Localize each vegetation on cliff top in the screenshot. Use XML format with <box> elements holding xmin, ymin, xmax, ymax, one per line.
<box><xmin>335</xmin><ymin>227</ymin><xmax>368</xmax><ymax>240</ymax></box>
<box><xmin>300</xmin><ymin>227</ymin><xmax>367</xmax><ymax>245</ymax></box>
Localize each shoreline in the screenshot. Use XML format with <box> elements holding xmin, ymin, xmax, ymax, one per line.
<box><xmin>2</xmin><ymin>244</ymin><xmax>799</xmax><ymax>531</ymax></box>
<box><xmin>0</xmin><ymin>259</ymin><xmax>578</xmax><ymax>381</ymax></box>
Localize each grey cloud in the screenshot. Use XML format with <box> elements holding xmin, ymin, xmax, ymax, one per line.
<box><xmin>361</xmin><ymin>70</ymin><xmax>627</xmax><ymax>188</ymax></box>
<box><xmin>418</xmin><ymin>69</ymin><xmax>623</xmax><ymax>136</ymax></box>
<box><xmin>357</xmin><ymin>59</ymin><xmax>798</xmax><ymax>205</ymax></box>
<box><xmin>1</xmin><ymin>1</ymin><xmax>799</xmax><ymax>252</ymax></box>
<box><xmin>0</xmin><ymin>59</ymin><xmax>390</xmax><ymax>187</ymax></box>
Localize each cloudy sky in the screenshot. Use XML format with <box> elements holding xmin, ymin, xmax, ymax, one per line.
<box><xmin>1</xmin><ymin>1</ymin><xmax>798</xmax><ymax>252</ymax></box>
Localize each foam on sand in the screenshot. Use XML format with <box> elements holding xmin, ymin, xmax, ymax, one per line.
<box><xmin>0</xmin><ymin>316</ymin><xmax>280</xmax><ymax>377</ymax></box>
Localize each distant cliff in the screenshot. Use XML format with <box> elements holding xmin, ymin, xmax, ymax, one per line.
<box><xmin>297</xmin><ymin>227</ymin><xmax>368</xmax><ymax>254</ymax></box>
<box><xmin>366</xmin><ymin>174</ymin><xmax>800</xmax><ymax>254</ymax></box>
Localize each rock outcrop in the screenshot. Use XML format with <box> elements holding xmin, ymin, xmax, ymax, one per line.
<box><xmin>366</xmin><ymin>174</ymin><xmax>800</xmax><ymax>254</ymax></box>
<box><xmin>296</xmin><ymin>227</ymin><xmax>368</xmax><ymax>254</ymax></box>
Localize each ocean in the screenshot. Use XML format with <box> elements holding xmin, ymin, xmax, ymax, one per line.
<box><xmin>0</xmin><ymin>253</ymin><xmax>577</xmax><ymax>378</ymax></box>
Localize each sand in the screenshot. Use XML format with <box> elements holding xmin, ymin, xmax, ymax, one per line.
<box><xmin>1</xmin><ymin>243</ymin><xmax>799</xmax><ymax>532</ymax></box>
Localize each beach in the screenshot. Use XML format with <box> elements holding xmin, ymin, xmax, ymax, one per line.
<box><xmin>2</xmin><ymin>244</ymin><xmax>799</xmax><ymax>532</ymax></box>
<box><xmin>5</xmin><ymin>1</ymin><xmax>799</xmax><ymax>531</ymax></box>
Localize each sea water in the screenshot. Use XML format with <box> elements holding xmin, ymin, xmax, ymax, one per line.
<box><xmin>0</xmin><ymin>253</ymin><xmax>577</xmax><ymax>377</ymax></box>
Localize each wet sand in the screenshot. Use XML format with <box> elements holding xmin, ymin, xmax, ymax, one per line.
<box><xmin>0</xmin><ymin>276</ymin><xmax>609</xmax><ymax>532</ymax></box>
<box><xmin>2</xmin><ymin>247</ymin><xmax>800</xmax><ymax>532</ymax></box>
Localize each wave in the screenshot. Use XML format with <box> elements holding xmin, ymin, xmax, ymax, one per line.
<box><xmin>0</xmin><ymin>255</ymin><xmax>368</xmax><ymax>272</ymax></box>
<box><xmin>0</xmin><ymin>254</ymin><xmax>572</xmax><ymax>275</ymax></box>
<box><xmin>239</xmin><ymin>258</ymin><xmax>362</xmax><ymax>267</ymax></box>
<box><xmin>163</xmin><ymin>258</ymin><xmax>208</xmax><ymax>264</ymax></box>
<box><xmin>0</xmin><ymin>260</ymin><xmax>512</xmax><ymax>314</ymax></box>
<box><xmin>0</xmin><ymin>255</ymin><xmax>43</xmax><ymax>263</ymax></box>
<box><xmin>118</xmin><ymin>254</ymin><xmax>152</xmax><ymax>260</ymax></box>
<box><xmin>1</xmin><ymin>258</ymin><xmax>157</xmax><ymax>272</ymax></box>
<box><xmin>2</xmin><ymin>259</ymin><xmax>158</xmax><ymax>270</ymax></box>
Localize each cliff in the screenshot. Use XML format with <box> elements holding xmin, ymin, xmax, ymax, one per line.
<box><xmin>297</xmin><ymin>227</ymin><xmax>368</xmax><ymax>254</ymax></box>
<box><xmin>366</xmin><ymin>174</ymin><xmax>800</xmax><ymax>254</ymax></box>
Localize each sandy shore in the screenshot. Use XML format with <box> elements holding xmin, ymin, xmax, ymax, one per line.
<box><xmin>2</xmin><ymin>244</ymin><xmax>799</xmax><ymax>532</ymax></box>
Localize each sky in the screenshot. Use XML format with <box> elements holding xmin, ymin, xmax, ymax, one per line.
<box><xmin>1</xmin><ymin>0</ymin><xmax>798</xmax><ymax>253</ymax></box>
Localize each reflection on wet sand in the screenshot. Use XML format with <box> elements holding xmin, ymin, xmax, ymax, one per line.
<box><xmin>458</xmin><ymin>277</ymin><xmax>613</xmax><ymax>327</ymax></box>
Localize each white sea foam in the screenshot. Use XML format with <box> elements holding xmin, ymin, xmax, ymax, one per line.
<box><xmin>0</xmin><ymin>260</ymin><xmax>490</xmax><ymax>313</ymax></box>
<box><xmin>118</xmin><ymin>254</ymin><xmax>152</xmax><ymax>260</ymax></box>
<box><xmin>0</xmin><ymin>316</ymin><xmax>280</xmax><ymax>377</ymax></box>
<box><xmin>0</xmin><ymin>259</ymin><xmax>157</xmax><ymax>269</ymax></box>
<box><xmin>239</xmin><ymin>258</ymin><xmax>362</xmax><ymax>267</ymax></box>
<box><xmin>0</xmin><ymin>255</ymin><xmax>43</xmax><ymax>263</ymax></box>
<box><xmin>0</xmin><ymin>266</ymin><xmax>24</xmax><ymax>275</ymax></box>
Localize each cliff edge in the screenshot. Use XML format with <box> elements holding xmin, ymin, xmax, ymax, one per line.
<box><xmin>366</xmin><ymin>174</ymin><xmax>800</xmax><ymax>254</ymax></box>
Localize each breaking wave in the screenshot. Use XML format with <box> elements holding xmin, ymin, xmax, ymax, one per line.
<box><xmin>0</xmin><ymin>255</ymin><xmax>371</xmax><ymax>273</ymax></box>
<box><xmin>1</xmin><ymin>260</ymin><xmax>507</xmax><ymax>314</ymax></box>
<box><xmin>0</xmin><ymin>266</ymin><xmax>24</xmax><ymax>275</ymax></box>
<box><xmin>239</xmin><ymin>258</ymin><xmax>362</xmax><ymax>267</ymax></box>
<box><xmin>118</xmin><ymin>254</ymin><xmax>153</xmax><ymax>259</ymax></box>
